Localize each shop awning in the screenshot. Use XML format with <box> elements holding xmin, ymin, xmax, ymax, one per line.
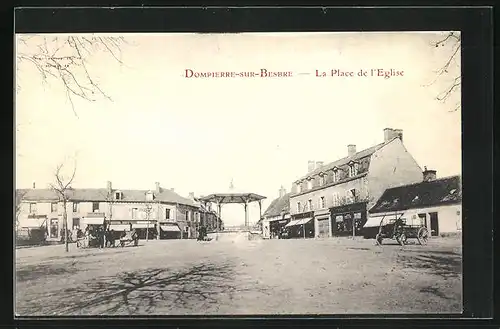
<box><xmin>363</xmin><ymin>217</ymin><xmax>384</xmax><ymax>228</ymax></box>
<box><xmin>132</xmin><ymin>223</ymin><xmax>154</xmax><ymax>229</ymax></box>
<box><xmin>83</xmin><ymin>217</ymin><xmax>105</xmax><ymax>225</ymax></box>
<box><xmin>285</xmin><ymin>219</ymin><xmax>302</xmax><ymax>228</ymax></box>
<box><xmin>298</xmin><ymin>218</ymin><xmax>312</xmax><ymax>225</ymax></box>
<box><xmin>109</xmin><ymin>224</ymin><xmax>130</xmax><ymax>231</ymax></box>
<box><xmin>160</xmin><ymin>225</ymin><xmax>180</xmax><ymax>232</ymax></box>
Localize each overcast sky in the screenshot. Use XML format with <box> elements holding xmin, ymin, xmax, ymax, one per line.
<box><xmin>15</xmin><ymin>32</ymin><xmax>461</xmax><ymax>226</ymax></box>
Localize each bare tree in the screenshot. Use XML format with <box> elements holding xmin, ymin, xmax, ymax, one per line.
<box><xmin>16</xmin><ymin>35</ymin><xmax>129</xmax><ymax>117</ymax></box>
<box><xmin>15</xmin><ymin>190</ymin><xmax>27</xmax><ymax>231</ymax></box>
<box><xmin>428</xmin><ymin>32</ymin><xmax>461</xmax><ymax>112</ymax></box>
<box><xmin>143</xmin><ymin>202</ymin><xmax>154</xmax><ymax>241</ymax></box>
<box><xmin>49</xmin><ymin>162</ymin><xmax>77</xmax><ymax>252</ymax></box>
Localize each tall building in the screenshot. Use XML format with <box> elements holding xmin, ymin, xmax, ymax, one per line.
<box><xmin>288</xmin><ymin>128</ymin><xmax>423</xmax><ymax>238</ymax></box>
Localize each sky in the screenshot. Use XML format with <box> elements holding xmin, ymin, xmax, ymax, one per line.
<box><xmin>15</xmin><ymin>32</ymin><xmax>462</xmax><ymax>226</ymax></box>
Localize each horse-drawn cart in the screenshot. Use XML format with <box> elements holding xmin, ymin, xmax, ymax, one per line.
<box><xmin>119</xmin><ymin>230</ymin><xmax>139</xmax><ymax>247</ymax></box>
<box><xmin>375</xmin><ymin>215</ymin><xmax>429</xmax><ymax>246</ymax></box>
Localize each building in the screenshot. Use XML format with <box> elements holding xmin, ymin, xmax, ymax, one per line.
<box><xmin>288</xmin><ymin>128</ymin><xmax>424</xmax><ymax>238</ymax></box>
<box><xmin>261</xmin><ymin>186</ymin><xmax>290</xmax><ymax>239</ymax></box>
<box><xmin>364</xmin><ymin>171</ymin><xmax>462</xmax><ymax>238</ymax></box>
<box><xmin>196</xmin><ymin>197</ymin><xmax>223</xmax><ymax>234</ymax></box>
<box><xmin>16</xmin><ymin>181</ymin><xmax>200</xmax><ymax>242</ymax></box>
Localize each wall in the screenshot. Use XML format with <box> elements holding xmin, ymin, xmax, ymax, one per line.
<box><xmin>367</xmin><ymin>138</ymin><xmax>424</xmax><ymax>210</ymax></box>
<box><xmin>290</xmin><ymin>176</ymin><xmax>369</xmax><ymax>215</ymax></box>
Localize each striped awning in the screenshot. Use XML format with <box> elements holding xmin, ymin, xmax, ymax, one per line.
<box><xmin>285</xmin><ymin>219</ymin><xmax>302</xmax><ymax>228</ymax></box>
<box><xmin>132</xmin><ymin>223</ymin><xmax>154</xmax><ymax>229</ymax></box>
<box><xmin>298</xmin><ymin>217</ymin><xmax>312</xmax><ymax>225</ymax></box>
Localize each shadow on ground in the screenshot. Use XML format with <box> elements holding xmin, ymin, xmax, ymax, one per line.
<box><xmin>16</xmin><ymin>264</ymin><xmax>79</xmax><ymax>282</ymax></box>
<box><xmin>398</xmin><ymin>250</ymin><xmax>462</xmax><ymax>279</ymax></box>
<box><xmin>16</xmin><ymin>261</ymin><xmax>266</xmax><ymax>316</ymax></box>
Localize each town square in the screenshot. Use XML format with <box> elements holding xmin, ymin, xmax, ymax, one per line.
<box><xmin>15</xmin><ymin>31</ymin><xmax>462</xmax><ymax>316</ymax></box>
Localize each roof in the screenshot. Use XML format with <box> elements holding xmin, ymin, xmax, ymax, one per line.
<box><xmin>295</xmin><ymin>140</ymin><xmax>391</xmax><ymax>182</ymax></box>
<box><xmin>263</xmin><ymin>193</ymin><xmax>291</xmax><ymax>218</ymax></box>
<box><xmin>198</xmin><ymin>193</ymin><xmax>266</xmax><ymax>204</ymax></box>
<box><xmin>16</xmin><ymin>186</ymin><xmax>198</xmax><ymax>207</ymax></box>
<box><xmin>369</xmin><ymin>175</ymin><xmax>462</xmax><ymax>213</ymax></box>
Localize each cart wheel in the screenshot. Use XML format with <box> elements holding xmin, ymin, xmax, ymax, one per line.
<box><xmin>375</xmin><ymin>233</ymin><xmax>383</xmax><ymax>246</ymax></box>
<box><xmin>397</xmin><ymin>233</ymin><xmax>407</xmax><ymax>246</ymax></box>
<box><xmin>417</xmin><ymin>227</ymin><xmax>429</xmax><ymax>245</ymax></box>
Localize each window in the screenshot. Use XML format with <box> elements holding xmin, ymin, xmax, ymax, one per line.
<box><xmin>73</xmin><ymin>202</ymin><xmax>79</xmax><ymax>213</ymax></box>
<box><xmin>185</xmin><ymin>227</ymin><xmax>189</xmax><ymax>233</ymax></box>
<box><xmin>146</xmin><ymin>191</ymin><xmax>154</xmax><ymax>201</ymax></box>
<box><xmin>297</xmin><ymin>202</ymin><xmax>301</xmax><ymax>212</ymax></box>
<box><xmin>186</xmin><ymin>211</ymin><xmax>190</xmax><ymax>221</ymax></box>
<box><xmin>297</xmin><ymin>183</ymin><xmax>302</xmax><ymax>193</ymax></box>
<box><xmin>308</xmin><ymin>199</ymin><xmax>313</xmax><ymax>211</ymax></box>
<box><xmin>319</xmin><ymin>175</ymin><xmax>325</xmax><ymax>186</ymax></box>
<box><xmin>73</xmin><ymin>218</ymin><xmax>80</xmax><ymax>229</ymax></box>
<box><xmin>132</xmin><ymin>208</ymin><xmax>138</xmax><ymax>219</ymax></box>
<box><xmin>29</xmin><ymin>203</ymin><xmax>37</xmax><ymax>214</ymax></box>
<box><xmin>332</xmin><ymin>193</ymin><xmax>339</xmax><ymax>206</ymax></box>
<box><xmin>347</xmin><ymin>189</ymin><xmax>357</xmax><ymax>203</ymax></box>
<box><xmin>165</xmin><ymin>208</ymin><xmax>171</xmax><ymax>220</ymax></box>
<box><xmin>307</xmin><ymin>179</ymin><xmax>313</xmax><ymax>190</ymax></box>
<box><xmin>115</xmin><ymin>192</ymin><xmax>122</xmax><ymax>200</ymax></box>
<box><xmin>51</xmin><ymin>202</ymin><xmax>58</xmax><ymax>213</ymax></box>
<box><xmin>349</xmin><ymin>162</ymin><xmax>358</xmax><ymax>177</ymax></box>
<box><xmin>320</xmin><ymin>196</ymin><xmax>326</xmax><ymax>208</ymax></box>
<box><xmin>332</xmin><ymin>168</ymin><xmax>339</xmax><ymax>182</ymax></box>
<box><xmin>92</xmin><ymin>202</ymin><xmax>100</xmax><ymax>212</ymax></box>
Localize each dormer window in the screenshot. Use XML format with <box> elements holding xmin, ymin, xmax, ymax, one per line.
<box><xmin>332</xmin><ymin>167</ymin><xmax>340</xmax><ymax>182</ymax></box>
<box><xmin>348</xmin><ymin>161</ymin><xmax>359</xmax><ymax>177</ymax></box>
<box><xmin>307</xmin><ymin>178</ymin><xmax>313</xmax><ymax>190</ymax></box>
<box><xmin>319</xmin><ymin>173</ymin><xmax>325</xmax><ymax>186</ymax></box>
<box><xmin>115</xmin><ymin>191</ymin><xmax>123</xmax><ymax>200</ymax></box>
<box><xmin>146</xmin><ymin>191</ymin><xmax>155</xmax><ymax>201</ymax></box>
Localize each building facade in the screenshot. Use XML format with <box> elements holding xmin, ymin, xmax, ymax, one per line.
<box><xmin>365</xmin><ymin>172</ymin><xmax>462</xmax><ymax>238</ymax></box>
<box><xmin>288</xmin><ymin>128</ymin><xmax>424</xmax><ymax>238</ymax></box>
<box><xmin>16</xmin><ymin>181</ymin><xmax>201</xmax><ymax>242</ymax></box>
<box><xmin>261</xmin><ymin>186</ymin><xmax>290</xmax><ymax>239</ymax></box>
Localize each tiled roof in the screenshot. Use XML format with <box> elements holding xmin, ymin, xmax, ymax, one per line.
<box><xmin>295</xmin><ymin>140</ymin><xmax>392</xmax><ymax>182</ymax></box>
<box><xmin>17</xmin><ymin>186</ymin><xmax>198</xmax><ymax>207</ymax></box>
<box><xmin>369</xmin><ymin>175</ymin><xmax>462</xmax><ymax>213</ymax></box>
<box><xmin>263</xmin><ymin>193</ymin><xmax>291</xmax><ymax>218</ymax></box>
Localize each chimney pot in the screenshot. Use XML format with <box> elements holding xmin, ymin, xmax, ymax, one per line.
<box><xmin>315</xmin><ymin>161</ymin><xmax>324</xmax><ymax>169</ymax></box>
<box><xmin>348</xmin><ymin>144</ymin><xmax>356</xmax><ymax>157</ymax></box>
<box><xmin>189</xmin><ymin>192</ymin><xmax>195</xmax><ymax>199</ymax></box>
<box><xmin>307</xmin><ymin>160</ymin><xmax>315</xmax><ymax>173</ymax></box>
<box><xmin>279</xmin><ymin>186</ymin><xmax>287</xmax><ymax>198</ymax></box>
<box><xmin>394</xmin><ymin>129</ymin><xmax>403</xmax><ymax>142</ymax></box>
<box><xmin>423</xmin><ymin>168</ymin><xmax>437</xmax><ymax>182</ymax></box>
<box><xmin>32</xmin><ymin>181</ymin><xmax>36</xmax><ymax>189</ymax></box>
<box><xmin>384</xmin><ymin>128</ymin><xmax>395</xmax><ymax>142</ymax></box>
<box><xmin>155</xmin><ymin>182</ymin><xmax>161</xmax><ymax>194</ymax></box>
<box><xmin>107</xmin><ymin>181</ymin><xmax>112</xmax><ymax>193</ymax></box>
<box><xmin>170</xmin><ymin>188</ymin><xmax>175</xmax><ymax>192</ymax></box>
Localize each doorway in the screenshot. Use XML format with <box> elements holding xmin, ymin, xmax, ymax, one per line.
<box><xmin>429</xmin><ymin>212</ymin><xmax>439</xmax><ymax>236</ymax></box>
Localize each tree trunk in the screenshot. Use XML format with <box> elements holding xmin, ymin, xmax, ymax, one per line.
<box><xmin>64</xmin><ymin>199</ymin><xmax>69</xmax><ymax>252</ymax></box>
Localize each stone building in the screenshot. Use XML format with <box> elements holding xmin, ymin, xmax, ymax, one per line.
<box><xmin>288</xmin><ymin>128</ymin><xmax>424</xmax><ymax>238</ymax></box>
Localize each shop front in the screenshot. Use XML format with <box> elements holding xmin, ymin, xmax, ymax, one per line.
<box><xmin>314</xmin><ymin>209</ymin><xmax>331</xmax><ymax>238</ymax></box>
<box><xmin>159</xmin><ymin>222</ymin><xmax>181</xmax><ymax>239</ymax></box>
<box><xmin>132</xmin><ymin>221</ymin><xmax>158</xmax><ymax>240</ymax></box>
<box><xmin>330</xmin><ymin>202</ymin><xmax>367</xmax><ymax>237</ymax></box>
<box><xmin>269</xmin><ymin>215</ymin><xmax>290</xmax><ymax>239</ymax></box>
<box><xmin>286</xmin><ymin>211</ymin><xmax>314</xmax><ymax>239</ymax></box>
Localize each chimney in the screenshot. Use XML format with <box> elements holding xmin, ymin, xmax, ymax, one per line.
<box><xmin>423</xmin><ymin>166</ymin><xmax>437</xmax><ymax>182</ymax></box>
<box><xmin>308</xmin><ymin>160</ymin><xmax>315</xmax><ymax>173</ymax></box>
<box><xmin>155</xmin><ymin>182</ymin><xmax>161</xmax><ymax>194</ymax></box>
<box><xmin>393</xmin><ymin>129</ymin><xmax>403</xmax><ymax>142</ymax></box>
<box><xmin>189</xmin><ymin>192</ymin><xmax>195</xmax><ymax>199</ymax></box>
<box><xmin>32</xmin><ymin>181</ymin><xmax>35</xmax><ymax>189</ymax></box>
<box><xmin>279</xmin><ymin>186</ymin><xmax>287</xmax><ymax>198</ymax></box>
<box><xmin>315</xmin><ymin>161</ymin><xmax>324</xmax><ymax>169</ymax></box>
<box><xmin>170</xmin><ymin>188</ymin><xmax>175</xmax><ymax>192</ymax></box>
<box><xmin>347</xmin><ymin>144</ymin><xmax>356</xmax><ymax>157</ymax></box>
<box><xmin>384</xmin><ymin>128</ymin><xmax>395</xmax><ymax>142</ymax></box>
<box><xmin>107</xmin><ymin>181</ymin><xmax>112</xmax><ymax>193</ymax></box>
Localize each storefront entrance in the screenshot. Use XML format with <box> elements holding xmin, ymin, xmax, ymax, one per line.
<box><xmin>330</xmin><ymin>202</ymin><xmax>367</xmax><ymax>236</ymax></box>
<box><xmin>269</xmin><ymin>218</ymin><xmax>290</xmax><ymax>238</ymax></box>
